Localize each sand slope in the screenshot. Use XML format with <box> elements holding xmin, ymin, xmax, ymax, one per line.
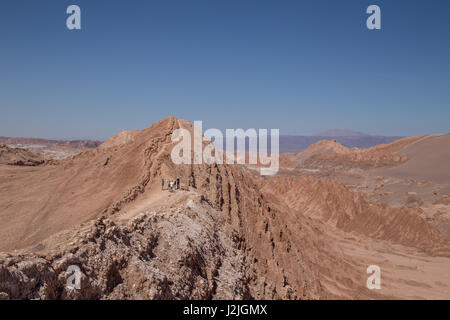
<box><xmin>375</xmin><ymin>134</ymin><xmax>450</xmax><ymax>184</ymax></box>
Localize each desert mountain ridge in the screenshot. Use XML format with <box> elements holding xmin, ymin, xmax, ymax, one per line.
<box><xmin>0</xmin><ymin>116</ymin><xmax>449</xmax><ymax>300</ymax></box>
<box><xmin>0</xmin><ymin>136</ymin><xmax>101</xmax><ymax>160</ymax></box>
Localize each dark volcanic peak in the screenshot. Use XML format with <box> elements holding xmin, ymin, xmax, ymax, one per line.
<box><xmin>316</xmin><ymin>129</ymin><xmax>370</xmax><ymax>137</ymax></box>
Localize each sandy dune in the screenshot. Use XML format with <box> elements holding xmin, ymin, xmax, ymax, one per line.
<box><xmin>375</xmin><ymin>134</ymin><xmax>450</xmax><ymax>184</ymax></box>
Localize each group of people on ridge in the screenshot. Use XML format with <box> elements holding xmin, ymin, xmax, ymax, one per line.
<box><xmin>162</xmin><ymin>177</ymin><xmax>180</xmax><ymax>192</ymax></box>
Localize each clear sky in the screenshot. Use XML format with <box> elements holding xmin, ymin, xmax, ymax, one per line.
<box><xmin>1</xmin><ymin>0</ymin><xmax>449</xmax><ymax>140</ymax></box>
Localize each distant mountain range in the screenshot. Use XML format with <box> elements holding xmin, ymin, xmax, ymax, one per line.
<box><xmin>222</xmin><ymin>131</ymin><xmax>403</xmax><ymax>154</ymax></box>
<box><xmin>279</xmin><ymin>131</ymin><xmax>403</xmax><ymax>153</ymax></box>
<box><xmin>315</xmin><ymin>129</ymin><xmax>370</xmax><ymax>137</ymax></box>
<box><xmin>1</xmin><ymin>130</ymin><xmax>403</xmax><ymax>155</ymax></box>
<box><xmin>0</xmin><ymin>136</ymin><xmax>102</xmax><ymax>149</ymax></box>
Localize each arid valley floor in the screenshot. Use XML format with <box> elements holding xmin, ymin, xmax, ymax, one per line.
<box><xmin>0</xmin><ymin>117</ymin><xmax>449</xmax><ymax>300</ymax></box>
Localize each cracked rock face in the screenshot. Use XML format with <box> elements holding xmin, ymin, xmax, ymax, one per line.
<box><xmin>0</xmin><ymin>200</ymin><xmax>248</xmax><ymax>300</ymax></box>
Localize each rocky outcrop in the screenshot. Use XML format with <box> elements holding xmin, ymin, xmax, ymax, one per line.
<box><xmin>0</xmin><ymin>199</ymin><xmax>248</xmax><ymax>300</ymax></box>
<box><xmin>0</xmin><ymin>144</ymin><xmax>44</xmax><ymax>166</ymax></box>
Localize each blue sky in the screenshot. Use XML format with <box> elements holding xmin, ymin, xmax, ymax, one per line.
<box><xmin>1</xmin><ymin>0</ymin><xmax>449</xmax><ymax>139</ymax></box>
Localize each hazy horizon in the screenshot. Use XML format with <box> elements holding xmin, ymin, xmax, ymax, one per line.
<box><xmin>0</xmin><ymin>122</ymin><xmax>411</xmax><ymax>142</ymax></box>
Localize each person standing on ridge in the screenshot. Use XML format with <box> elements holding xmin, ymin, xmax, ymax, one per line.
<box><xmin>162</xmin><ymin>178</ymin><xmax>165</xmax><ymax>190</ymax></box>
<box><xmin>176</xmin><ymin>177</ymin><xmax>180</xmax><ymax>190</ymax></box>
